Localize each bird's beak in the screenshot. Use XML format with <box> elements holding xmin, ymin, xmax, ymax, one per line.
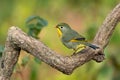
<box><xmin>55</xmin><ymin>26</ymin><xmax>58</xmax><ymax>28</ymax></box>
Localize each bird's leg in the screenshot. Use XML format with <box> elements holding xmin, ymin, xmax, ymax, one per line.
<box><xmin>73</xmin><ymin>44</ymin><xmax>86</xmax><ymax>54</ymax></box>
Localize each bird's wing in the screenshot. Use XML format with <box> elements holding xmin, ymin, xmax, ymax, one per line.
<box><xmin>74</xmin><ymin>37</ymin><xmax>85</xmax><ymax>40</ymax></box>
<box><xmin>70</xmin><ymin>30</ymin><xmax>86</xmax><ymax>42</ymax></box>
<box><xmin>70</xmin><ymin>37</ymin><xmax>86</xmax><ymax>42</ymax></box>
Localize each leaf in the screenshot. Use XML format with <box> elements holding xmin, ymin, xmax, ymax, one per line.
<box><xmin>26</xmin><ymin>16</ymin><xmax>48</xmax><ymax>27</ymax></box>
<box><xmin>34</xmin><ymin>57</ymin><xmax>41</xmax><ymax>64</ymax></box>
<box><xmin>27</xmin><ymin>24</ymin><xmax>35</xmax><ymax>29</ymax></box>
<box><xmin>37</xmin><ymin>16</ymin><xmax>48</xmax><ymax>27</ymax></box>
<box><xmin>21</xmin><ymin>56</ymin><xmax>30</xmax><ymax>67</ymax></box>
<box><xmin>26</xmin><ymin>16</ymin><xmax>37</xmax><ymax>24</ymax></box>
<box><xmin>25</xmin><ymin>16</ymin><xmax>48</xmax><ymax>39</ymax></box>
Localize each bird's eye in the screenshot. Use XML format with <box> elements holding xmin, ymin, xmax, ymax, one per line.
<box><xmin>60</xmin><ymin>26</ymin><xmax>63</xmax><ymax>28</ymax></box>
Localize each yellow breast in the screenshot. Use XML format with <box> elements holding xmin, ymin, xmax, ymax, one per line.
<box><xmin>56</xmin><ymin>28</ymin><xmax>62</xmax><ymax>37</ymax></box>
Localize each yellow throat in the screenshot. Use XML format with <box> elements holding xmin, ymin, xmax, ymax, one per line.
<box><xmin>56</xmin><ymin>28</ymin><xmax>62</xmax><ymax>37</ymax></box>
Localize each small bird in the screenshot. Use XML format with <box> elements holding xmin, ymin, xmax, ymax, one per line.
<box><xmin>55</xmin><ymin>23</ymin><xmax>99</xmax><ymax>53</ymax></box>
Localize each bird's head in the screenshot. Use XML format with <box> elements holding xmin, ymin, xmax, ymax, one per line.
<box><xmin>55</xmin><ymin>23</ymin><xmax>71</xmax><ymax>37</ymax></box>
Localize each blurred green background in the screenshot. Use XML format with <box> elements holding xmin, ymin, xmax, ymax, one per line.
<box><xmin>0</xmin><ymin>0</ymin><xmax>120</xmax><ymax>80</ymax></box>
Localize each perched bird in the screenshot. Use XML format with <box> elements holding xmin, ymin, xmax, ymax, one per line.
<box><xmin>55</xmin><ymin>23</ymin><xmax>99</xmax><ymax>53</ymax></box>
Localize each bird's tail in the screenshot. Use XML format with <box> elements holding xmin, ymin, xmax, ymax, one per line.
<box><xmin>85</xmin><ymin>43</ymin><xmax>99</xmax><ymax>49</ymax></box>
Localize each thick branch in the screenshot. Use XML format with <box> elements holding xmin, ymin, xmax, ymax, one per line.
<box><xmin>92</xmin><ymin>4</ymin><xmax>120</xmax><ymax>60</ymax></box>
<box><xmin>94</xmin><ymin>4</ymin><xmax>120</xmax><ymax>47</ymax></box>
<box><xmin>0</xmin><ymin>3</ymin><xmax>120</xmax><ymax>80</ymax></box>
<box><xmin>0</xmin><ymin>36</ymin><xmax>20</xmax><ymax>80</ymax></box>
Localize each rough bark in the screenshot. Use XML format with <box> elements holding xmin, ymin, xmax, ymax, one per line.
<box><xmin>0</xmin><ymin>3</ymin><xmax>120</xmax><ymax>80</ymax></box>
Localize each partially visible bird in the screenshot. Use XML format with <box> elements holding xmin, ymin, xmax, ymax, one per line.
<box><xmin>55</xmin><ymin>23</ymin><xmax>99</xmax><ymax>53</ymax></box>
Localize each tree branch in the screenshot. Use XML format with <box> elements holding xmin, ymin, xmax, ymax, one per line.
<box><xmin>0</xmin><ymin>3</ymin><xmax>120</xmax><ymax>80</ymax></box>
<box><xmin>94</xmin><ymin>3</ymin><xmax>120</xmax><ymax>48</ymax></box>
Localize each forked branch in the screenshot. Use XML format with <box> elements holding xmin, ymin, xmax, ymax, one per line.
<box><xmin>0</xmin><ymin>3</ymin><xmax>120</xmax><ymax>80</ymax></box>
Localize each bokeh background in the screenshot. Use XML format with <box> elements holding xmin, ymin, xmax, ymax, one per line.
<box><xmin>0</xmin><ymin>0</ymin><xmax>120</xmax><ymax>80</ymax></box>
